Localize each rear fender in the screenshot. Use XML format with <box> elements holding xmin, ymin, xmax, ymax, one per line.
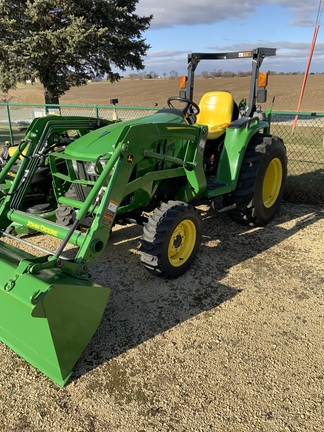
<box><xmin>216</xmin><ymin>117</ymin><xmax>269</xmax><ymax>187</ymax></box>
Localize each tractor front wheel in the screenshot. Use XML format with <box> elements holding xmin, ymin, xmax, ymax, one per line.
<box><xmin>224</xmin><ymin>134</ymin><xmax>287</xmax><ymax>226</ymax></box>
<box><xmin>140</xmin><ymin>201</ymin><xmax>202</xmax><ymax>278</ymax></box>
<box><xmin>56</xmin><ymin>185</ymin><xmax>77</xmax><ymax>226</ymax></box>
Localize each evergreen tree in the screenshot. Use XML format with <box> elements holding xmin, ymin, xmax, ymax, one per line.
<box><xmin>0</xmin><ymin>0</ymin><xmax>152</xmax><ymax>104</ymax></box>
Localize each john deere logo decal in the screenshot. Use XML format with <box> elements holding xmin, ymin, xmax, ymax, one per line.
<box><xmin>126</xmin><ymin>154</ymin><xmax>134</xmax><ymax>164</ymax></box>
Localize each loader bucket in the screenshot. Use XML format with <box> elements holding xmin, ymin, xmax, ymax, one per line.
<box><xmin>0</xmin><ymin>240</ymin><xmax>110</xmax><ymax>386</ymax></box>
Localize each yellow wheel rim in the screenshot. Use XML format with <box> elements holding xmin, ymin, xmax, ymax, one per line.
<box><xmin>262</xmin><ymin>157</ymin><xmax>283</xmax><ymax>208</ymax></box>
<box><xmin>168</xmin><ymin>219</ymin><xmax>196</xmax><ymax>267</ymax></box>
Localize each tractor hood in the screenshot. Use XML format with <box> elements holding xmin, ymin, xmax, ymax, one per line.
<box><xmin>64</xmin><ymin>112</ymin><xmax>185</xmax><ymax>160</ymax></box>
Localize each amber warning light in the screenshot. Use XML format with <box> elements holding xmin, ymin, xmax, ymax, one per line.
<box><xmin>179</xmin><ymin>76</ymin><xmax>187</xmax><ymax>89</ymax></box>
<box><xmin>258</xmin><ymin>72</ymin><xmax>268</xmax><ymax>87</ymax></box>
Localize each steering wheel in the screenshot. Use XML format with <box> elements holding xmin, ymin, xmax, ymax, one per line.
<box><xmin>167</xmin><ymin>96</ymin><xmax>200</xmax><ymax>124</ymax></box>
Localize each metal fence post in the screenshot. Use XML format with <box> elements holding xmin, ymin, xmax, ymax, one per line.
<box><xmin>5</xmin><ymin>104</ymin><xmax>14</xmax><ymax>144</ymax></box>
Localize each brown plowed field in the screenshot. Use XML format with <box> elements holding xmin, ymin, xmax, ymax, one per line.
<box><xmin>4</xmin><ymin>74</ymin><xmax>324</xmax><ymax>112</ymax></box>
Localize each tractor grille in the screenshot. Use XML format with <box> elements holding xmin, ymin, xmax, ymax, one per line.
<box><xmin>73</xmin><ymin>161</ymin><xmax>98</xmax><ymax>201</ymax></box>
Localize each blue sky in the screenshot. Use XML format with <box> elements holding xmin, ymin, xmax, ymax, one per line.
<box><xmin>133</xmin><ymin>0</ymin><xmax>324</xmax><ymax>76</ymax></box>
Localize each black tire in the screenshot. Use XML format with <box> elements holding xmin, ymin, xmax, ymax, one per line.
<box><xmin>224</xmin><ymin>134</ymin><xmax>287</xmax><ymax>226</ymax></box>
<box><xmin>140</xmin><ymin>201</ymin><xmax>202</xmax><ymax>278</ymax></box>
<box><xmin>56</xmin><ymin>185</ymin><xmax>77</xmax><ymax>226</ymax></box>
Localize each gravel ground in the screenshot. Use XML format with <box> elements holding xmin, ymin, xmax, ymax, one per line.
<box><xmin>0</xmin><ymin>202</ymin><xmax>323</xmax><ymax>431</ymax></box>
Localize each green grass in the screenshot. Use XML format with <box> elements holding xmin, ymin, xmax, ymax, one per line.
<box><xmin>270</xmin><ymin>123</ymin><xmax>324</xmax><ymax>206</ymax></box>
<box><xmin>284</xmin><ymin>170</ymin><xmax>324</xmax><ymax>206</ymax></box>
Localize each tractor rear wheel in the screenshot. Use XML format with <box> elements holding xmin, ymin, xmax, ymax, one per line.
<box><xmin>140</xmin><ymin>201</ymin><xmax>202</xmax><ymax>278</ymax></box>
<box><xmin>224</xmin><ymin>134</ymin><xmax>287</xmax><ymax>226</ymax></box>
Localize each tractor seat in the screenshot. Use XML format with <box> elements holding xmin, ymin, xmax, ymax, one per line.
<box><xmin>196</xmin><ymin>91</ymin><xmax>234</xmax><ymax>139</ymax></box>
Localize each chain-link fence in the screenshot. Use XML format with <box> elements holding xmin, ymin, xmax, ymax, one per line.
<box><xmin>271</xmin><ymin>111</ymin><xmax>324</xmax><ymax>205</ymax></box>
<box><xmin>0</xmin><ymin>103</ymin><xmax>323</xmax><ymax>205</ymax></box>
<box><xmin>0</xmin><ymin>102</ymin><xmax>158</xmax><ymax>143</ymax></box>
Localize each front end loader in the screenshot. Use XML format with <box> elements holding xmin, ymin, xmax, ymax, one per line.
<box><xmin>0</xmin><ymin>111</ymin><xmax>208</xmax><ymax>385</ymax></box>
<box><xmin>0</xmin><ymin>48</ymin><xmax>287</xmax><ymax>385</ymax></box>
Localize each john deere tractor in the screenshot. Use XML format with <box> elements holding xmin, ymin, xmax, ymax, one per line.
<box><xmin>0</xmin><ymin>47</ymin><xmax>287</xmax><ymax>385</ymax></box>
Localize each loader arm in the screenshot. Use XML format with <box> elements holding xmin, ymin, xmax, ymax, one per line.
<box><xmin>0</xmin><ymin>116</ymin><xmax>121</xmax><ymax>386</ymax></box>
<box><xmin>0</xmin><ymin>113</ymin><xmax>207</xmax><ymax>386</ymax></box>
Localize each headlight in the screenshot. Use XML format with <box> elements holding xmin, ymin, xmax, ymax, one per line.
<box><xmin>72</xmin><ymin>160</ymin><xmax>78</xmax><ymax>172</ymax></box>
<box><xmin>85</xmin><ymin>160</ymin><xmax>107</xmax><ymax>176</ymax></box>
<box><xmin>84</xmin><ymin>161</ymin><xmax>97</xmax><ymax>176</ymax></box>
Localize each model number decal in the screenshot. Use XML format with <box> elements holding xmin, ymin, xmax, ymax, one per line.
<box><xmin>102</xmin><ymin>200</ymin><xmax>118</xmax><ymax>226</ymax></box>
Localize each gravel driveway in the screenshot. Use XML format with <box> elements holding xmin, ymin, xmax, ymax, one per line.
<box><xmin>0</xmin><ymin>202</ymin><xmax>323</xmax><ymax>431</ymax></box>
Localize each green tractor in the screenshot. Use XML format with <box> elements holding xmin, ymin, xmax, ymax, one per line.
<box><xmin>0</xmin><ymin>47</ymin><xmax>287</xmax><ymax>385</ymax></box>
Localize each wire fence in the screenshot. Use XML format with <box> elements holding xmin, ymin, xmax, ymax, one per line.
<box><xmin>0</xmin><ymin>103</ymin><xmax>323</xmax><ymax>205</ymax></box>
<box><xmin>0</xmin><ymin>102</ymin><xmax>157</xmax><ymax>143</ymax></box>
<box><xmin>270</xmin><ymin>111</ymin><xmax>324</xmax><ymax>205</ymax></box>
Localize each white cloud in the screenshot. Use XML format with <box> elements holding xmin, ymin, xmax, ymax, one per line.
<box><xmin>211</xmin><ymin>41</ymin><xmax>324</xmax><ymax>53</ymax></box>
<box><xmin>267</xmin><ymin>0</ymin><xmax>322</xmax><ymax>26</ymax></box>
<box><xmin>132</xmin><ymin>1</ymin><xmax>324</xmax><ymax>74</ymax></box>
<box><xmin>136</xmin><ymin>0</ymin><xmax>321</xmax><ymax>29</ymax></box>
<box><xmin>136</xmin><ymin>0</ymin><xmax>255</xmax><ymax>28</ymax></box>
<box><xmin>140</xmin><ymin>42</ymin><xmax>324</xmax><ymax>75</ymax></box>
